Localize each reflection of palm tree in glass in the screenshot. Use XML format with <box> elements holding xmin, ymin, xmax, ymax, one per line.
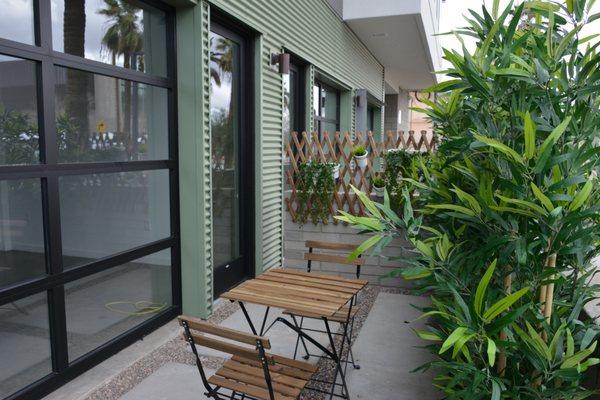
<box><xmin>63</xmin><ymin>0</ymin><xmax>88</xmax><ymax>152</ymax></box>
<box><xmin>209</xmin><ymin>36</ymin><xmax>234</xmax><ymax>168</ymax></box>
<box><xmin>99</xmin><ymin>0</ymin><xmax>143</xmax><ymax>156</ymax></box>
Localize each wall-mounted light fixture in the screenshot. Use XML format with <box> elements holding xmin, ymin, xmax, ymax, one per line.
<box><xmin>271</xmin><ymin>53</ymin><xmax>290</xmax><ymax>74</ymax></box>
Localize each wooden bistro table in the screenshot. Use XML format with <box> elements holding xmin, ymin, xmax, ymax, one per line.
<box><xmin>221</xmin><ymin>268</ymin><xmax>368</xmax><ymax>399</ymax></box>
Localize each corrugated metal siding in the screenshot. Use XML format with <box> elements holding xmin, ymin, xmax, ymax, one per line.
<box><xmin>203</xmin><ymin>0</ymin><xmax>384</xmax><ymax>275</ymax></box>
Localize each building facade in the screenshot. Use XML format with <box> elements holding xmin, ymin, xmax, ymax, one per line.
<box><xmin>0</xmin><ymin>0</ymin><xmax>439</xmax><ymax>398</ymax></box>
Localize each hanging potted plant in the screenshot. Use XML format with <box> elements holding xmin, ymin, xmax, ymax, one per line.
<box><xmin>372</xmin><ymin>176</ymin><xmax>385</xmax><ymax>198</ymax></box>
<box><xmin>352</xmin><ymin>145</ymin><xmax>368</xmax><ymax>169</ymax></box>
<box><xmin>330</xmin><ymin>162</ymin><xmax>340</xmax><ymax>180</ymax></box>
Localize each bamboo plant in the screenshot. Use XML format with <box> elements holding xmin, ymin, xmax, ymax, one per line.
<box><xmin>338</xmin><ymin>1</ymin><xmax>600</xmax><ymax>397</ymax></box>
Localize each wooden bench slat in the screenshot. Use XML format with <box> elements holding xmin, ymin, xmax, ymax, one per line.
<box><xmin>216</xmin><ymin>368</ymin><xmax>301</xmax><ymax>397</ymax></box>
<box><xmin>226</xmin><ymin>288</ymin><xmax>342</xmax><ymax>312</ymax></box>
<box><xmin>208</xmin><ymin>375</ymin><xmax>294</xmax><ymax>400</ymax></box>
<box><xmin>243</xmin><ymin>280</ymin><xmax>351</xmax><ymax>304</ymax></box>
<box><xmin>305</xmin><ymin>240</ymin><xmax>360</xmax><ymax>251</ymax></box>
<box><xmin>223</xmin><ymin>360</ymin><xmax>308</xmax><ymax>389</ymax></box>
<box><xmin>268</xmin><ymin>270</ymin><xmax>366</xmax><ymax>289</ymax></box>
<box><xmin>256</xmin><ymin>274</ymin><xmax>358</xmax><ymax>295</ymax></box>
<box><xmin>178</xmin><ymin>316</ymin><xmax>271</xmax><ymax>349</ymax></box>
<box><xmin>272</xmin><ymin>268</ymin><xmax>368</xmax><ymax>287</ymax></box>
<box><xmin>221</xmin><ymin>291</ymin><xmax>337</xmax><ymax>317</ymax></box>
<box><xmin>231</xmin><ymin>356</ymin><xmax>315</xmax><ymax>380</ymax></box>
<box><xmin>304</xmin><ymin>252</ymin><xmax>365</xmax><ymax>266</ymax></box>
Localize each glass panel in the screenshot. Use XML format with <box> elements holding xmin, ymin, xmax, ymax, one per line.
<box><xmin>312</xmin><ymin>84</ymin><xmax>319</xmax><ymax>116</ymax></box>
<box><xmin>0</xmin><ymin>292</ymin><xmax>52</xmax><ymax>398</ymax></box>
<box><xmin>65</xmin><ymin>249</ymin><xmax>172</xmax><ymax>361</ymax></box>
<box><xmin>59</xmin><ymin>170</ymin><xmax>170</xmax><ymax>269</ymax></box>
<box><xmin>0</xmin><ymin>0</ymin><xmax>35</xmax><ymax>45</ymax></box>
<box><xmin>54</xmin><ymin>66</ymin><xmax>168</xmax><ymax>163</ymax></box>
<box><xmin>0</xmin><ymin>55</ymin><xmax>39</xmax><ymax>165</ymax></box>
<box><xmin>322</xmin><ymin>86</ymin><xmax>338</xmax><ymax>120</ymax></box>
<box><xmin>210</xmin><ymin>31</ymin><xmax>240</xmax><ymax>268</ymax></box>
<box><xmin>0</xmin><ymin>179</ymin><xmax>45</xmax><ymax>289</ymax></box>
<box><xmin>51</xmin><ymin>0</ymin><xmax>167</xmax><ymax>76</ymax></box>
<box><xmin>367</xmin><ymin>106</ymin><xmax>374</xmax><ymax>132</ymax></box>
<box><xmin>321</xmin><ymin>120</ymin><xmax>337</xmax><ymax>135</ymax></box>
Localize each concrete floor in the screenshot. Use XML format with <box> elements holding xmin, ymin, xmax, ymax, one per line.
<box><xmin>41</xmin><ymin>290</ymin><xmax>439</xmax><ymax>400</ymax></box>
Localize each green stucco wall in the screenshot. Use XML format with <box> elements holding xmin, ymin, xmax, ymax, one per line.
<box><xmin>175</xmin><ymin>0</ymin><xmax>385</xmax><ymax>317</ymax></box>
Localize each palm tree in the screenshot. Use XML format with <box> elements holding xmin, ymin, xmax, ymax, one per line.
<box><xmin>98</xmin><ymin>0</ymin><xmax>143</xmax><ymax>157</ymax></box>
<box><xmin>100</xmin><ymin>23</ymin><xmax>121</xmax><ymax>134</ymax></box>
<box><xmin>63</xmin><ymin>0</ymin><xmax>89</xmax><ymax>154</ymax></box>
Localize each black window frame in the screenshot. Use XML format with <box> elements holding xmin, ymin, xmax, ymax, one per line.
<box><xmin>313</xmin><ymin>80</ymin><xmax>340</xmax><ymax>136</ymax></box>
<box><xmin>0</xmin><ymin>1</ymin><xmax>180</xmax><ymax>399</ymax></box>
<box><xmin>287</xmin><ymin>58</ymin><xmax>306</xmax><ymax>134</ymax></box>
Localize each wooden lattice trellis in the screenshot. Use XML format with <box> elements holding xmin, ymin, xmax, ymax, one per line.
<box><xmin>284</xmin><ymin>130</ymin><xmax>437</xmax><ymax>224</ymax></box>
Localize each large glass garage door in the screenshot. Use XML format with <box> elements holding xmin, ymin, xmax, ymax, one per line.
<box><xmin>0</xmin><ymin>1</ymin><xmax>179</xmax><ymax>399</ymax></box>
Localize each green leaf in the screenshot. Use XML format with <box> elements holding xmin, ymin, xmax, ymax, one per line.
<box><xmin>347</xmin><ymin>234</ymin><xmax>382</xmax><ymax>261</ymax></box>
<box><xmin>561</xmin><ymin>341</ymin><xmax>597</xmax><ymax>369</ymax></box>
<box><xmin>452</xmin><ymin>332</ymin><xmax>476</xmax><ymax>359</ymax></box>
<box><xmin>487</xmin><ymin>338</ymin><xmax>497</xmax><ymax>367</ymax></box>
<box><xmin>483</xmin><ymin>287</ymin><xmax>529</xmax><ymax>322</ymax></box>
<box><xmin>567</xmin><ymin>328</ymin><xmax>575</xmax><ymax>357</ymax></box>
<box><xmin>440</xmin><ymin>327</ymin><xmax>468</xmax><ymax>354</ymax></box>
<box><xmin>474</xmin><ymin>259</ymin><xmax>497</xmax><ymax>316</ymax></box>
<box><xmin>496</xmin><ymin>194</ymin><xmax>548</xmax><ymax>215</ymax></box>
<box><xmin>530</xmin><ymin>183</ymin><xmax>554</xmax><ymax>212</ymax></box>
<box><xmin>413</xmin><ymin>240</ymin><xmax>434</xmax><ymax>258</ymax></box>
<box><xmin>414</xmin><ymin>329</ymin><xmax>442</xmax><ymax>341</ymax></box>
<box><xmin>401</xmin><ymin>266</ymin><xmax>432</xmax><ymax>280</ymax></box>
<box><xmin>538</xmin><ymin>117</ymin><xmax>571</xmax><ymax>156</ymax></box>
<box><xmin>426</xmin><ymin>204</ymin><xmax>476</xmax><ymax>216</ymax></box>
<box><xmin>523</xmin><ymin>111</ymin><xmax>536</xmax><ymax>159</ymax></box>
<box><xmin>451</xmin><ymin>185</ymin><xmax>482</xmax><ymax>215</ymax></box>
<box><xmin>489</xmin><ymin>205</ymin><xmax>538</xmax><ymax>218</ymax></box>
<box><xmin>491</xmin><ymin>381</ymin><xmax>501</xmax><ymax>400</ymax></box>
<box><xmin>350</xmin><ymin>184</ymin><xmax>382</xmax><ymax>218</ymax></box>
<box><xmin>473</xmin><ymin>133</ymin><xmax>525</xmax><ymax>165</ymax></box>
<box><xmin>569</xmin><ymin>175</ymin><xmax>595</xmax><ymax>211</ymax></box>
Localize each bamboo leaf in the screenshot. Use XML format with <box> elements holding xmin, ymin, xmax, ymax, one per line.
<box><xmin>569</xmin><ymin>174</ymin><xmax>595</xmax><ymax>211</ymax></box>
<box><xmin>440</xmin><ymin>327</ymin><xmax>469</xmax><ymax>354</ymax></box>
<box><xmin>426</xmin><ymin>204</ymin><xmax>476</xmax><ymax>216</ymax></box>
<box><xmin>350</xmin><ymin>184</ymin><xmax>382</xmax><ymax>218</ymax></box>
<box><xmin>414</xmin><ymin>329</ymin><xmax>442</xmax><ymax>341</ymax></box>
<box><xmin>483</xmin><ymin>287</ymin><xmax>529</xmax><ymax>321</ymax></box>
<box><xmin>487</xmin><ymin>337</ymin><xmax>497</xmax><ymax>367</ymax></box>
<box><xmin>451</xmin><ymin>185</ymin><xmax>482</xmax><ymax>215</ymax></box>
<box><xmin>561</xmin><ymin>341</ymin><xmax>597</xmax><ymax>369</ymax></box>
<box><xmin>530</xmin><ymin>182</ymin><xmax>554</xmax><ymax>212</ymax></box>
<box><xmin>347</xmin><ymin>234</ymin><xmax>382</xmax><ymax>261</ymax></box>
<box><xmin>473</xmin><ymin>133</ymin><xmax>525</xmax><ymax>165</ymax></box>
<box><xmin>475</xmin><ymin>259</ymin><xmax>497</xmax><ymax>316</ymax></box>
<box><xmin>495</xmin><ymin>194</ymin><xmax>548</xmax><ymax>215</ymax></box>
<box><xmin>538</xmin><ymin>117</ymin><xmax>571</xmax><ymax>156</ymax></box>
<box><xmin>523</xmin><ymin>111</ymin><xmax>536</xmax><ymax>159</ymax></box>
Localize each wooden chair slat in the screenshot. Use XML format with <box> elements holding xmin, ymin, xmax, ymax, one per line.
<box><xmin>304</xmin><ymin>252</ymin><xmax>365</xmax><ymax>266</ymax></box>
<box><xmin>185</xmin><ymin>333</ymin><xmax>272</xmax><ymax>364</ymax></box>
<box><xmin>304</xmin><ymin>240</ymin><xmax>359</xmax><ymax>251</ymax></box>
<box><xmin>223</xmin><ymin>360</ymin><xmax>308</xmax><ymax>389</ymax></box>
<box><xmin>216</xmin><ymin>368</ymin><xmax>301</xmax><ymax>397</ymax></box>
<box><xmin>178</xmin><ymin>316</ymin><xmax>271</xmax><ymax>349</ymax></box>
<box><xmin>231</xmin><ymin>355</ymin><xmax>315</xmax><ymax>380</ymax></box>
<box><xmin>207</xmin><ymin>375</ymin><xmax>294</xmax><ymax>400</ymax></box>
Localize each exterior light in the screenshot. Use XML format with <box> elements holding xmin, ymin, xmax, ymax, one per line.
<box><xmin>271</xmin><ymin>53</ymin><xmax>290</xmax><ymax>74</ymax></box>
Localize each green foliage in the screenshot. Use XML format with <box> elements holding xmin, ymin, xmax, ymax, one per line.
<box><xmin>372</xmin><ymin>176</ymin><xmax>385</xmax><ymax>188</ymax></box>
<box><xmin>338</xmin><ymin>1</ymin><xmax>600</xmax><ymax>398</ymax></box>
<box><xmin>0</xmin><ymin>105</ymin><xmax>39</xmax><ymax>164</ymax></box>
<box><xmin>296</xmin><ymin>161</ymin><xmax>335</xmax><ymax>225</ymax></box>
<box><xmin>352</xmin><ymin>145</ymin><xmax>367</xmax><ymax>157</ymax></box>
<box><xmin>382</xmin><ymin>149</ymin><xmax>425</xmax><ymax>211</ymax></box>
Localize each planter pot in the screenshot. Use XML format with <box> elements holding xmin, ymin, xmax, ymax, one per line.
<box><xmin>332</xmin><ymin>163</ymin><xmax>340</xmax><ymax>180</ymax></box>
<box><xmin>374</xmin><ymin>185</ymin><xmax>385</xmax><ymax>198</ymax></box>
<box><xmin>354</xmin><ymin>151</ymin><xmax>368</xmax><ymax>169</ymax></box>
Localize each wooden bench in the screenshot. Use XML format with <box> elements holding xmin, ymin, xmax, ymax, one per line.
<box><xmin>179</xmin><ymin>315</ymin><xmax>317</xmax><ymax>400</ymax></box>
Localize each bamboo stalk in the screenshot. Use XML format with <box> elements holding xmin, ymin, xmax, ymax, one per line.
<box><xmin>497</xmin><ymin>265</ymin><xmax>512</xmax><ymax>376</ymax></box>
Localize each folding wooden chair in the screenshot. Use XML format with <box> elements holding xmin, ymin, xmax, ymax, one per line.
<box><xmin>281</xmin><ymin>240</ymin><xmax>364</xmax><ymax>369</ymax></box>
<box><xmin>179</xmin><ymin>315</ymin><xmax>318</xmax><ymax>400</ymax></box>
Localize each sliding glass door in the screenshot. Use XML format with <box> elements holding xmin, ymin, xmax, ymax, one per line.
<box><xmin>210</xmin><ymin>18</ymin><xmax>254</xmax><ymax>295</ymax></box>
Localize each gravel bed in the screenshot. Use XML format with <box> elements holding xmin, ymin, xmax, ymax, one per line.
<box><xmin>85</xmin><ymin>286</ymin><xmax>407</xmax><ymax>400</ymax></box>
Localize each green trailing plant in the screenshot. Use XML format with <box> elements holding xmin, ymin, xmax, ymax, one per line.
<box><xmin>383</xmin><ymin>149</ymin><xmax>425</xmax><ymax>211</ymax></box>
<box><xmin>337</xmin><ymin>1</ymin><xmax>600</xmax><ymax>398</ymax></box>
<box><xmin>352</xmin><ymin>145</ymin><xmax>367</xmax><ymax>157</ymax></box>
<box><xmin>296</xmin><ymin>161</ymin><xmax>335</xmax><ymax>225</ymax></box>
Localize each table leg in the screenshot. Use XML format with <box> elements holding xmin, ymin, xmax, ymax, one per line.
<box><xmin>238</xmin><ymin>301</ymin><xmax>258</xmax><ymax>335</ymax></box>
